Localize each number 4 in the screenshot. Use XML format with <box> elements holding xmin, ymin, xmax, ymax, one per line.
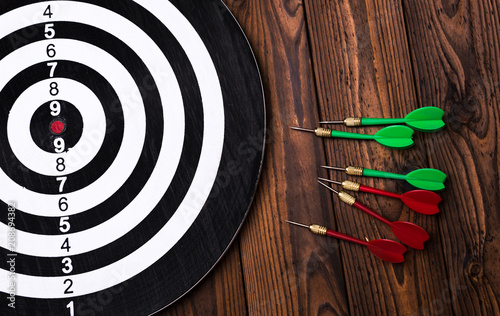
<box><xmin>44</xmin><ymin>5</ymin><xmax>53</xmax><ymax>18</ymax></box>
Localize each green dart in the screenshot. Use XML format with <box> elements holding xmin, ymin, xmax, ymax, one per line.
<box><xmin>291</xmin><ymin>125</ymin><xmax>414</xmax><ymax>149</ymax></box>
<box><xmin>320</xmin><ymin>106</ymin><xmax>445</xmax><ymax>132</ymax></box>
<box><xmin>322</xmin><ymin>165</ymin><xmax>447</xmax><ymax>191</ymax></box>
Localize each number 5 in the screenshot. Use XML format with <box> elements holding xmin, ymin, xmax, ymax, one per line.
<box><xmin>59</xmin><ymin>216</ymin><xmax>70</xmax><ymax>233</ymax></box>
<box><xmin>45</xmin><ymin>23</ymin><xmax>55</xmax><ymax>39</ymax></box>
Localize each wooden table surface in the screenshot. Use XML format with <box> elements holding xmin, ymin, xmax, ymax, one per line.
<box><xmin>158</xmin><ymin>0</ymin><xmax>500</xmax><ymax>315</ymax></box>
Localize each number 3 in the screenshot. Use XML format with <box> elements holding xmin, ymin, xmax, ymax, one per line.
<box><xmin>62</xmin><ymin>257</ymin><xmax>73</xmax><ymax>274</ymax></box>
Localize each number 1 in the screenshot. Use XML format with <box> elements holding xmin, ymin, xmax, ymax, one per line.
<box><xmin>66</xmin><ymin>301</ymin><xmax>74</xmax><ymax>316</ymax></box>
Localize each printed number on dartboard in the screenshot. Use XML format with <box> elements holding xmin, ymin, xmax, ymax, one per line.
<box><xmin>43</xmin><ymin>5</ymin><xmax>75</xmax><ymax>314</ymax></box>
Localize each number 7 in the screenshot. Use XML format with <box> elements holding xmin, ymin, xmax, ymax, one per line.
<box><xmin>47</xmin><ymin>62</ymin><xmax>58</xmax><ymax>78</ymax></box>
<box><xmin>56</xmin><ymin>176</ymin><xmax>67</xmax><ymax>192</ymax></box>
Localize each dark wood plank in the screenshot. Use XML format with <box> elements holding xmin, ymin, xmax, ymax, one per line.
<box><xmin>402</xmin><ymin>0</ymin><xmax>500</xmax><ymax>314</ymax></box>
<box><xmin>223</xmin><ymin>0</ymin><xmax>350</xmax><ymax>314</ymax></box>
<box><xmin>303</xmin><ymin>0</ymin><xmax>453</xmax><ymax>315</ymax></box>
<box><xmin>156</xmin><ymin>242</ymin><xmax>246</xmax><ymax>315</ymax></box>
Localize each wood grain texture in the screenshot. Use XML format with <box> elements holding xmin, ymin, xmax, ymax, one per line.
<box><xmin>155</xmin><ymin>0</ymin><xmax>500</xmax><ymax>315</ymax></box>
<box><xmin>223</xmin><ymin>0</ymin><xmax>349</xmax><ymax>315</ymax></box>
<box><xmin>304</xmin><ymin>0</ymin><xmax>451</xmax><ymax>315</ymax></box>
<box><xmin>402</xmin><ymin>0</ymin><xmax>500</xmax><ymax>314</ymax></box>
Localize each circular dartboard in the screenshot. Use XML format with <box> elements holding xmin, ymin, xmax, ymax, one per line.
<box><xmin>0</xmin><ymin>0</ymin><xmax>265</xmax><ymax>315</ymax></box>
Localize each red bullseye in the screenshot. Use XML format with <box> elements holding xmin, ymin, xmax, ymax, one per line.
<box><xmin>50</xmin><ymin>120</ymin><xmax>66</xmax><ymax>135</ymax></box>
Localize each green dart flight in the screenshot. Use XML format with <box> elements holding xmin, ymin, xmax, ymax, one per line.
<box><xmin>291</xmin><ymin>125</ymin><xmax>414</xmax><ymax>149</ymax></box>
<box><xmin>320</xmin><ymin>106</ymin><xmax>445</xmax><ymax>132</ymax></box>
<box><xmin>322</xmin><ymin>165</ymin><xmax>447</xmax><ymax>191</ymax></box>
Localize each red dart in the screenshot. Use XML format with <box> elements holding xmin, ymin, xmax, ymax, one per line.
<box><xmin>286</xmin><ymin>220</ymin><xmax>407</xmax><ymax>263</ymax></box>
<box><xmin>318</xmin><ymin>178</ymin><xmax>441</xmax><ymax>215</ymax></box>
<box><xmin>318</xmin><ymin>181</ymin><xmax>430</xmax><ymax>250</ymax></box>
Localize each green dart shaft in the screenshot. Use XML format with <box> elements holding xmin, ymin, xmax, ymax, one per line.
<box><xmin>330</xmin><ymin>130</ymin><xmax>375</xmax><ymax>140</ymax></box>
<box><xmin>362</xmin><ymin>168</ymin><xmax>408</xmax><ymax>180</ymax></box>
<box><xmin>290</xmin><ymin>125</ymin><xmax>414</xmax><ymax>149</ymax></box>
<box><xmin>320</xmin><ymin>107</ymin><xmax>445</xmax><ymax>132</ymax></box>
<box><xmin>322</xmin><ymin>166</ymin><xmax>447</xmax><ymax>191</ymax></box>
<box><xmin>290</xmin><ymin>127</ymin><xmax>376</xmax><ymax>139</ymax></box>
<box><xmin>361</xmin><ymin>118</ymin><xmax>407</xmax><ymax>125</ymax></box>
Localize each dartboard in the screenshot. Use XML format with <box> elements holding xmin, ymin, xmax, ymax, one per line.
<box><xmin>0</xmin><ymin>0</ymin><xmax>265</xmax><ymax>315</ymax></box>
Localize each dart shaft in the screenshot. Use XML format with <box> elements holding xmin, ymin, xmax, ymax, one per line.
<box><xmin>325</xmin><ymin>229</ymin><xmax>368</xmax><ymax>246</ymax></box>
<box><xmin>335</xmin><ymin>191</ymin><xmax>393</xmax><ymax>226</ymax></box>
<box><xmin>330</xmin><ymin>130</ymin><xmax>375</xmax><ymax>140</ymax></box>
<box><xmin>362</xmin><ymin>168</ymin><xmax>407</xmax><ymax>180</ymax></box>
<box><xmin>352</xmin><ymin>201</ymin><xmax>392</xmax><ymax>226</ymax></box>
<box><xmin>358</xmin><ymin>185</ymin><xmax>402</xmax><ymax>199</ymax></box>
<box><xmin>360</xmin><ymin>118</ymin><xmax>406</xmax><ymax>126</ymax></box>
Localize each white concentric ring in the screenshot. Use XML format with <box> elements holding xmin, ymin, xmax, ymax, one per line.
<box><xmin>0</xmin><ymin>0</ymin><xmax>225</xmax><ymax>299</ymax></box>
<box><xmin>8</xmin><ymin>78</ymin><xmax>106</xmax><ymax>175</ymax></box>
<box><xmin>0</xmin><ymin>37</ymin><xmax>172</xmax><ymax>216</ymax></box>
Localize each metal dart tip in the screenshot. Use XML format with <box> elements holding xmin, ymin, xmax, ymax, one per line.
<box><xmin>321</xmin><ymin>166</ymin><xmax>346</xmax><ymax>171</ymax></box>
<box><xmin>319</xmin><ymin>121</ymin><xmax>344</xmax><ymax>124</ymax></box>
<box><xmin>318</xmin><ymin>177</ymin><xmax>342</xmax><ymax>186</ymax></box>
<box><xmin>285</xmin><ymin>220</ymin><xmax>310</xmax><ymax>229</ymax></box>
<box><xmin>290</xmin><ymin>127</ymin><xmax>315</xmax><ymax>133</ymax></box>
<box><xmin>317</xmin><ymin>180</ymin><xmax>339</xmax><ymax>195</ymax></box>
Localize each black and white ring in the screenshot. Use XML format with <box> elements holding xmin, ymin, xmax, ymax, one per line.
<box><xmin>0</xmin><ymin>0</ymin><xmax>265</xmax><ymax>315</ymax></box>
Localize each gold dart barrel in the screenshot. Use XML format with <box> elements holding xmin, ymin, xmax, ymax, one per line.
<box><xmin>309</xmin><ymin>224</ymin><xmax>327</xmax><ymax>236</ymax></box>
<box><xmin>342</xmin><ymin>180</ymin><xmax>361</xmax><ymax>191</ymax></box>
<box><xmin>314</xmin><ymin>127</ymin><xmax>332</xmax><ymax>138</ymax></box>
<box><xmin>345</xmin><ymin>166</ymin><xmax>364</xmax><ymax>176</ymax></box>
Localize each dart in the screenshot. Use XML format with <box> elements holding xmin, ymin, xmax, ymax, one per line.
<box><xmin>320</xmin><ymin>106</ymin><xmax>445</xmax><ymax>132</ymax></box>
<box><xmin>318</xmin><ymin>181</ymin><xmax>430</xmax><ymax>249</ymax></box>
<box><xmin>291</xmin><ymin>125</ymin><xmax>414</xmax><ymax>149</ymax></box>
<box><xmin>286</xmin><ymin>220</ymin><xmax>407</xmax><ymax>263</ymax></box>
<box><xmin>318</xmin><ymin>178</ymin><xmax>442</xmax><ymax>215</ymax></box>
<box><xmin>322</xmin><ymin>165</ymin><xmax>446</xmax><ymax>191</ymax></box>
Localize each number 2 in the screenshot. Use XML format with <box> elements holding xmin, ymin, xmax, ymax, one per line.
<box><xmin>63</xmin><ymin>279</ymin><xmax>74</xmax><ymax>294</ymax></box>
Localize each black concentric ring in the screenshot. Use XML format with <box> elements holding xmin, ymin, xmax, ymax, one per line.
<box><xmin>0</xmin><ymin>1</ymin><xmax>265</xmax><ymax>315</ymax></box>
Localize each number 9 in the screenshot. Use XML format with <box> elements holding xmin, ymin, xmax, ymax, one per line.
<box><xmin>54</xmin><ymin>138</ymin><xmax>65</xmax><ymax>153</ymax></box>
<box><xmin>50</xmin><ymin>101</ymin><xmax>61</xmax><ymax>116</ymax></box>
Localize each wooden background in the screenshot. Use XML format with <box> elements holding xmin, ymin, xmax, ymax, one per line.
<box><xmin>158</xmin><ymin>0</ymin><xmax>500</xmax><ymax>315</ymax></box>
